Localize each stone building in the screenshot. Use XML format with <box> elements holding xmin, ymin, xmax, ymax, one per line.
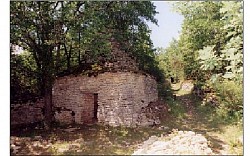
<box><xmin>11</xmin><ymin>39</ymin><xmax>159</xmax><ymax>127</ymax></box>
<box><xmin>53</xmin><ymin>71</ymin><xmax>158</xmax><ymax>127</ymax></box>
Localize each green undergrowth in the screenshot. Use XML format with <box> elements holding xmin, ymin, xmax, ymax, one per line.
<box><xmin>166</xmin><ymin>99</ymin><xmax>186</xmax><ymax>119</ymax></box>
<box><xmin>161</xmin><ymin>81</ymin><xmax>243</xmax><ymax>155</ymax></box>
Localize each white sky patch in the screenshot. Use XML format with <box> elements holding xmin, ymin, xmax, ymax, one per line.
<box><xmin>12</xmin><ymin>45</ymin><xmax>24</xmax><ymax>55</ymax></box>
<box><xmin>147</xmin><ymin>1</ymin><xmax>184</xmax><ymax>49</ymax></box>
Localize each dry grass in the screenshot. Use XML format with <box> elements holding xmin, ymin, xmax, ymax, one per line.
<box><xmin>11</xmin><ymin>123</ymin><xmax>170</xmax><ymax>155</ymax></box>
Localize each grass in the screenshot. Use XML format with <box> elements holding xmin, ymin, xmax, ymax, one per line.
<box><xmin>167</xmin><ymin>99</ymin><xmax>186</xmax><ymax>119</ymax></box>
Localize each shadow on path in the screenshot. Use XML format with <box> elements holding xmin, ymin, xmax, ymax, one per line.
<box><xmin>161</xmin><ymin>82</ymin><xmax>233</xmax><ymax>154</ymax></box>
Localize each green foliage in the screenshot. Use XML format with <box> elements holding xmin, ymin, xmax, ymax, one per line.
<box><xmin>11</xmin><ymin>50</ymin><xmax>40</xmax><ymax>103</ymax></box>
<box><xmin>213</xmin><ymin>80</ymin><xmax>243</xmax><ymax>122</ymax></box>
<box><xmin>157</xmin><ymin>39</ymin><xmax>185</xmax><ymax>81</ymax></box>
<box><xmin>197</xmin><ymin>1</ymin><xmax>243</xmax><ymax>81</ymax></box>
<box><xmin>172</xmin><ymin>1</ymin><xmax>223</xmax><ymax>80</ymax></box>
<box><xmin>10</xmin><ymin>1</ymin><xmax>159</xmax><ymax>74</ymax></box>
<box><xmin>170</xmin><ymin>1</ymin><xmax>243</xmax><ymax>123</ymax></box>
<box><xmin>198</xmin><ymin>45</ymin><xmax>221</xmax><ymax>71</ymax></box>
<box><xmin>157</xmin><ymin>81</ymin><xmax>172</xmax><ymax>101</ymax></box>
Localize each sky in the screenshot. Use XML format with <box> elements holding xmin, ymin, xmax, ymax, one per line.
<box><xmin>147</xmin><ymin>1</ymin><xmax>184</xmax><ymax>49</ymax></box>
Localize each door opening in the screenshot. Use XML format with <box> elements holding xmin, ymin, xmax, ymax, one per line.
<box><xmin>93</xmin><ymin>93</ymin><xmax>98</xmax><ymax>122</ymax></box>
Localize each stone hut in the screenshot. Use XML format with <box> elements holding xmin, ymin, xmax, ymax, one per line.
<box><xmin>52</xmin><ymin>39</ymin><xmax>159</xmax><ymax>127</ymax></box>
<box><xmin>53</xmin><ymin>72</ymin><xmax>158</xmax><ymax>127</ymax></box>
<box><xmin>11</xmin><ymin>39</ymin><xmax>159</xmax><ymax>127</ymax></box>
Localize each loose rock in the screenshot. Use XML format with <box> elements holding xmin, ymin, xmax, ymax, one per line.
<box><xmin>132</xmin><ymin>130</ymin><xmax>214</xmax><ymax>155</ymax></box>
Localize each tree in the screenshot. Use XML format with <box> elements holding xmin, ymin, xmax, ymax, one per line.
<box><xmin>10</xmin><ymin>47</ymin><xmax>39</xmax><ymax>103</ymax></box>
<box><xmin>10</xmin><ymin>1</ymin><xmax>84</xmax><ymax>128</ymax></box>
<box><xmin>157</xmin><ymin>39</ymin><xmax>184</xmax><ymax>81</ymax></box>
<box><xmin>197</xmin><ymin>1</ymin><xmax>243</xmax><ymax>81</ymax></box>
<box><xmin>172</xmin><ymin>1</ymin><xmax>222</xmax><ymax>80</ymax></box>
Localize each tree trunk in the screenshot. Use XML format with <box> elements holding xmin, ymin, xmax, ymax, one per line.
<box><xmin>56</xmin><ymin>44</ymin><xmax>61</xmax><ymax>74</ymax></box>
<box><xmin>42</xmin><ymin>70</ymin><xmax>53</xmax><ymax>129</ymax></box>
<box><xmin>63</xmin><ymin>43</ymin><xmax>71</xmax><ymax>70</ymax></box>
<box><xmin>44</xmin><ymin>82</ymin><xmax>53</xmax><ymax>129</ymax></box>
<box><xmin>41</xmin><ymin>46</ymin><xmax>54</xmax><ymax>130</ymax></box>
<box><xmin>78</xmin><ymin>30</ymin><xmax>81</xmax><ymax>65</ymax></box>
<box><xmin>67</xmin><ymin>56</ymin><xmax>71</xmax><ymax>70</ymax></box>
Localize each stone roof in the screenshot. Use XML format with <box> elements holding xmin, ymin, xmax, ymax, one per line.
<box><xmin>104</xmin><ymin>38</ymin><xmax>139</xmax><ymax>72</ymax></box>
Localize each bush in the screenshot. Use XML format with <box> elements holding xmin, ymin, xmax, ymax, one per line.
<box><xmin>213</xmin><ymin>79</ymin><xmax>243</xmax><ymax>122</ymax></box>
<box><xmin>157</xmin><ymin>81</ymin><xmax>173</xmax><ymax>101</ymax></box>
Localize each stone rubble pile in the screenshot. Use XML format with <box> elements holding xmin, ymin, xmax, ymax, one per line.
<box><xmin>181</xmin><ymin>81</ymin><xmax>194</xmax><ymax>92</ymax></box>
<box><xmin>137</xmin><ymin>100</ymin><xmax>169</xmax><ymax>126</ymax></box>
<box><xmin>132</xmin><ymin>130</ymin><xmax>214</xmax><ymax>155</ymax></box>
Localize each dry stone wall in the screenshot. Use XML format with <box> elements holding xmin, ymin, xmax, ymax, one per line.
<box><xmin>11</xmin><ymin>98</ymin><xmax>44</xmax><ymax>126</ymax></box>
<box><xmin>53</xmin><ymin>72</ymin><xmax>158</xmax><ymax>127</ymax></box>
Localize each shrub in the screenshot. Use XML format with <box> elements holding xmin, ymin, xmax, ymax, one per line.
<box><xmin>157</xmin><ymin>81</ymin><xmax>172</xmax><ymax>101</ymax></box>
<box><xmin>213</xmin><ymin>79</ymin><xmax>243</xmax><ymax>122</ymax></box>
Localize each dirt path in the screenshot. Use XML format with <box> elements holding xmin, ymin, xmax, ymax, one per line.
<box><xmin>131</xmin><ymin>81</ymin><xmax>239</xmax><ymax>155</ymax></box>
<box><xmin>168</xmin><ymin>82</ymin><xmax>241</xmax><ymax>155</ymax></box>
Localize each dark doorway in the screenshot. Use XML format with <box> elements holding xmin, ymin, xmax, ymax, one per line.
<box><xmin>93</xmin><ymin>93</ymin><xmax>98</xmax><ymax>122</ymax></box>
<box><xmin>170</xmin><ymin>77</ymin><xmax>174</xmax><ymax>83</ymax></box>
